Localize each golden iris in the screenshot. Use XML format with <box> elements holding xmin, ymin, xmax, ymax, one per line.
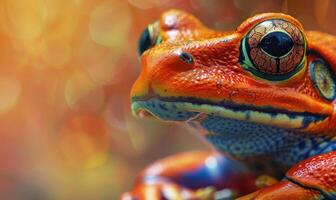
<box><xmin>310</xmin><ymin>59</ymin><xmax>336</xmax><ymax>101</ymax></box>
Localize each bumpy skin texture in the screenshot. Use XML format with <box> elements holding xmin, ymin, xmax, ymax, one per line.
<box><xmin>125</xmin><ymin>10</ymin><xmax>336</xmax><ymax>200</ymax></box>
<box><xmin>238</xmin><ymin>152</ymin><xmax>336</xmax><ymax>200</ymax></box>
<box><xmin>286</xmin><ymin>151</ymin><xmax>336</xmax><ymax>198</ymax></box>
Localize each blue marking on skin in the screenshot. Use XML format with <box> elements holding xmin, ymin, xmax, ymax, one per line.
<box><xmin>158</xmin><ymin>103</ymin><xmax>168</xmax><ymax>111</ymax></box>
<box><xmin>311</xmin><ymin>138</ymin><xmax>336</xmax><ymax>156</ymax></box>
<box><xmin>198</xmin><ymin>115</ymin><xmax>334</xmax><ymax>167</ymax></box>
<box><xmin>301</xmin><ymin>115</ymin><xmax>325</xmax><ymax>128</ymax></box>
<box><xmin>245</xmin><ymin>111</ymin><xmax>251</xmax><ymax>120</ymax></box>
<box><xmin>135</xmin><ymin>100</ymin><xmax>198</xmax><ymax>121</ymax></box>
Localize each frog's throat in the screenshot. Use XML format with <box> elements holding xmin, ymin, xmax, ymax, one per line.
<box><xmin>131</xmin><ymin>96</ymin><xmax>327</xmax><ymax>130</ymax></box>
<box><xmin>131</xmin><ymin>97</ymin><xmax>336</xmax><ymax>167</ymax></box>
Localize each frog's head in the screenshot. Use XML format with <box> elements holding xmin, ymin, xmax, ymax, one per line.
<box><xmin>131</xmin><ymin>10</ymin><xmax>336</xmax><ymax>135</ymax></box>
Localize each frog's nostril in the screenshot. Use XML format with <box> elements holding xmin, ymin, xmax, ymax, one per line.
<box><xmin>178</xmin><ymin>52</ymin><xmax>194</xmax><ymax>64</ymax></box>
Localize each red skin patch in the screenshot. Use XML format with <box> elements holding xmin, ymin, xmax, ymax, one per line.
<box><xmin>286</xmin><ymin>151</ymin><xmax>336</xmax><ymax>195</ymax></box>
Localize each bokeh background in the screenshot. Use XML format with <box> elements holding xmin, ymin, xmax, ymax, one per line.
<box><xmin>0</xmin><ymin>0</ymin><xmax>335</xmax><ymax>199</ymax></box>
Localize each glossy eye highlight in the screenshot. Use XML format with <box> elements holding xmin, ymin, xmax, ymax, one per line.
<box><xmin>310</xmin><ymin>59</ymin><xmax>336</xmax><ymax>101</ymax></box>
<box><xmin>240</xmin><ymin>19</ymin><xmax>306</xmax><ymax>81</ymax></box>
<box><xmin>137</xmin><ymin>22</ymin><xmax>162</xmax><ymax>56</ymax></box>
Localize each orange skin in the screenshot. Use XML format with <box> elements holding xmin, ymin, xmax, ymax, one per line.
<box><xmin>125</xmin><ymin>10</ymin><xmax>336</xmax><ymax>199</ymax></box>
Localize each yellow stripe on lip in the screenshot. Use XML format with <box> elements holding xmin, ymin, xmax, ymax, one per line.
<box><xmin>131</xmin><ymin>97</ymin><xmax>328</xmax><ymax>130</ymax></box>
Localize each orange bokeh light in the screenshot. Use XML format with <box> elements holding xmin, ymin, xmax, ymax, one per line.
<box><xmin>0</xmin><ymin>0</ymin><xmax>333</xmax><ymax>199</ymax></box>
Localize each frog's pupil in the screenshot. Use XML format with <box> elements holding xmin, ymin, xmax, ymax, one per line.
<box><xmin>259</xmin><ymin>31</ymin><xmax>294</xmax><ymax>57</ymax></box>
<box><xmin>138</xmin><ymin>28</ymin><xmax>153</xmax><ymax>56</ymax></box>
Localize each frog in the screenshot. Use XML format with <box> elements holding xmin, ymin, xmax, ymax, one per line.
<box><xmin>122</xmin><ymin>10</ymin><xmax>336</xmax><ymax>200</ymax></box>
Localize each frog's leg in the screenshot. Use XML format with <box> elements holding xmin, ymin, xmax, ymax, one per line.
<box><xmin>120</xmin><ymin>151</ymin><xmax>258</xmax><ymax>200</ymax></box>
<box><xmin>238</xmin><ymin>151</ymin><xmax>336</xmax><ymax>200</ymax></box>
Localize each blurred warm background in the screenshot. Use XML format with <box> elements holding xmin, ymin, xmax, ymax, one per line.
<box><xmin>0</xmin><ymin>0</ymin><xmax>335</xmax><ymax>199</ymax></box>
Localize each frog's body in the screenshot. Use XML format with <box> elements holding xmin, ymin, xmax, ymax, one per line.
<box><xmin>123</xmin><ymin>10</ymin><xmax>336</xmax><ymax>200</ymax></box>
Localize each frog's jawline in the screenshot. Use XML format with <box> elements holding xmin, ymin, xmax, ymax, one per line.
<box><xmin>131</xmin><ymin>97</ymin><xmax>336</xmax><ymax>167</ymax></box>
<box><xmin>131</xmin><ymin>96</ymin><xmax>327</xmax><ymax>129</ymax></box>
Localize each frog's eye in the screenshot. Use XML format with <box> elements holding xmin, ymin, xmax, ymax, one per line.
<box><xmin>138</xmin><ymin>22</ymin><xmax>162</xmax><ymax>56</ymax></box>
<box><xmin>239</xmin><ymin>19</ymin><xmax>306</xmax><ymax>81</ymax></box>
<box><xmin>310</xmin><ymin>59</ymin><xmax>336</xmax><ymax>101</ymax></box>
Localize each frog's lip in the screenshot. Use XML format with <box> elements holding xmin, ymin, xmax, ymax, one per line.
<box><xmin>131</xmin><ymin>96</ymin><xmax>328</xmax><ymax>129</ymax></box>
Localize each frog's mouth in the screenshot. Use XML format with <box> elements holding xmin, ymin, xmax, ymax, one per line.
<box><xmin>131</xmin><ymin>96</ymin><xmax>328</xmax><ymax>130</ymax></box>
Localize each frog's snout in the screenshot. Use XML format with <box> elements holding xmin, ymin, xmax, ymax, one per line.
<box><xmin>131</xmin><ymin>47</ymin><xmax>194</xmax><ymax>99</ymax></box>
